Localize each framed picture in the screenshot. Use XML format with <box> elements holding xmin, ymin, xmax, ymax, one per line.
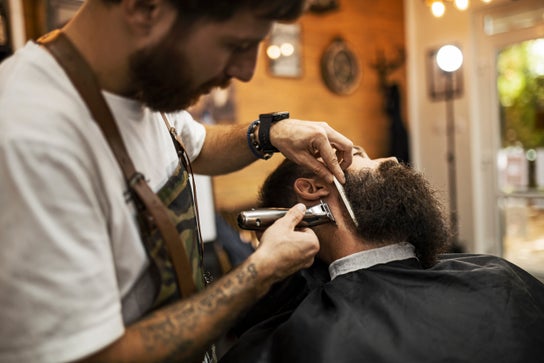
<box><xmin>266</xmin><ymin>22</ymin><xmax>302</xmax><ymax>78</ymax></box>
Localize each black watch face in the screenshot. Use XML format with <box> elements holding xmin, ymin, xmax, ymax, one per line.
<box><xmin>272</xmin><ymin>112</ymin><xmax>289</xmax><ymax>122</ymax></box>
<box><xmin>260</xmin><ymin>112</ymin><xmax>290</xmax><ymax>123</ymax></box>
<box><xmin>321</xmin><ymin>37</ymin><xmax>360</xmax><ymax>95</ymax></box>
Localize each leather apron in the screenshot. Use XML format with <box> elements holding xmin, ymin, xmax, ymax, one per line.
<box><xmin>37</xmin><ymin>30</ymin><xmax>213</xmax><ymax>362</ymax></box>
<box><xmin>140</xmin><ymin>133</ymin><xmax>206</xmax><ymax>309</ymax></box>
<box><xmin>139</xmin><ymin>130</ymin><xmax>215</xmax><ymax>363</ymax></box>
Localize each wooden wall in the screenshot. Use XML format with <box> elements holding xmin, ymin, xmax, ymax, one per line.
<box><xmin>18</xmin><ymin>0</ymin><xmax>407</xmax><ymax>212</ymax></box>
<box><xmin>21</xmin><ymin>0</ymin><xmax>47</xmax><ymax>40</ymax></box>
<box><xmin>213</xmin><ymin>0</ymin><xmax>407</xmax><ymax>211</ymax></box>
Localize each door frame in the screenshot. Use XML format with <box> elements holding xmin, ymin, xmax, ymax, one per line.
<box><xmin>472</xmin><ymin>0</ymin><xmax>544</xmax><ymax>257</ymax></box>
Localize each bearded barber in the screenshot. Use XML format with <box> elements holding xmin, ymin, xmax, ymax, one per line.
<box><xmin>0</xmin><ymin>0</ymin><xmax>353</xmax><ymax>362</ymax></box>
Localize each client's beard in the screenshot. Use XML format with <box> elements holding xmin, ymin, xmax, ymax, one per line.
<box><xmin>343</xmin><ymin>161</ymin><xmax>450</xmax><ymax>267</ymax></box>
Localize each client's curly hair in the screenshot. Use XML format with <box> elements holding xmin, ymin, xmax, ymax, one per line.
<box><xmin>259</xmin><ymin>158</ymin><xmax>451</xmax><ymax>268</ymax></box>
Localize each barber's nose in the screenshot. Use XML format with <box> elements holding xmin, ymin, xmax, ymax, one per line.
<box><xmin>226</xmin><ymin>48</ymin><xmax>258</xmax><ymax>82</ymax></box>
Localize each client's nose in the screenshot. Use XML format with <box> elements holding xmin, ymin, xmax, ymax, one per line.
<box><xmin>376</xmin><ymin>156</ymin><xmax>399</xmax><ymax>164</ymax></box>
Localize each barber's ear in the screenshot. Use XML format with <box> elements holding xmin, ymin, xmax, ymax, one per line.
<box><xmin>122</xmin><ymin>0</ymin><xmax>163</xmax><ymax>33</ymax></box>
<box><xmin>294</xmin><ymin>178</ymin><xmax>331</xmax><ymax>201</ymax></box>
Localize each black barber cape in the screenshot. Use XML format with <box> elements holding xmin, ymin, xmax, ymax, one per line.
<box><xmin>220</xmin><ymin>254</ymin><xmax>544</xmax><ymax>363</ymax></box>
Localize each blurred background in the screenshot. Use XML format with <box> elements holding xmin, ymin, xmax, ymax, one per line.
<box><xmin>2</xmin><ymin>0</ymin><xmax>543</xmax><ymax>280</ymax></box>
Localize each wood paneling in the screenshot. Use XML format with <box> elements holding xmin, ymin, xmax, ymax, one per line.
<box><xmin>21</xmin><ymin>0</ymin><xmax>46</xmax><ymax>40</ymax></box>
<box><xmin>213</xmin><ymin>0</ymin><xmax>407</xmax><ymax>211</ymax></box>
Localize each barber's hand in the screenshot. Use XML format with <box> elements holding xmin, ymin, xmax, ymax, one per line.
<box><xmin>251</xmin><ymin>204</ymin><xmax>320</xmax><ymax>290</ymax></box>
<box><xmin>270</xmin><ymin>119</ymin><xmax>354</xmax><ymax>183</ymax></box>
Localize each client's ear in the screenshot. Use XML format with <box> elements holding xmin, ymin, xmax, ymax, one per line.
<box><xmin>294</xmin><ymin>178</ymin><xmax>331</xmax><ymax>201</ymax></box>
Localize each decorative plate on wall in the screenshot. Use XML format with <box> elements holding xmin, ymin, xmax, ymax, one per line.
<box><xmin>321</xmin><ymin>37</ymin><xmax>361</xmax><ymax>95</ymax></box>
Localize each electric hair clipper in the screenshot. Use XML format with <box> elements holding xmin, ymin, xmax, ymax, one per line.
<box><xmin>237</xmin><ymin>200</ymin><xmax>336</xmax><ymax>230</ymax></box>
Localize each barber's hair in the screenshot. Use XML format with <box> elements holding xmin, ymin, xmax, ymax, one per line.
<box><xmin>175</xmin><ymin>0</ymin><xmax>306</xmax><ymax>22</ymax></box>
<box><xmin>103</xmin><ymin>0</ymin><xmax>306</xmax><ymax>22</ymax></box>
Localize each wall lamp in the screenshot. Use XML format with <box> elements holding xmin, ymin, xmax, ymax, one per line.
<box><xmin>425</xmin><ymin>0</ymin><xmax>493</xmax><ymax>18</ymax></box>
<box><xmin>265</xmin><ymin>23</ymin><xmax>302</xmax><ymax>78</ymax></box>
<box><xmin>436</xmin><ymin>44</ymin><xmax>464</xmax><ymax>248</ymax></box>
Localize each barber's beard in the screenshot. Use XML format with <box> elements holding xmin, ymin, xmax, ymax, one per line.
<box><xmin>129</xmin><ymin>40</ymin><xmax>231</xmax><ymax>113</ymax></box>
<box><xmin>343</xmin><ymin>161</ymin><xmax>450</xmax><ymax>264</ymax></box>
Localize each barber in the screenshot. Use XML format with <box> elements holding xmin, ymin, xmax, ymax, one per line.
<box><xmin>0</xmin><ymin>0</ymin><xmax>353</xmax><ymax>362</ymax></box>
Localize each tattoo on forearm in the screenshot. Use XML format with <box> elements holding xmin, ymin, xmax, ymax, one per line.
<box><xmin>235</xmin><ymin>263</ymin><xmax>258</xmax><ymax>284</ymax></box>
<box><xmin>200</xmin><ymin>285</ymin><xmax>228</xmax><ymax>309</ymax></box>
<box><xmin>247</xmin><ymin>263</ymin><xmax>257</xmax><ymax>279</ymax></box>
<box><xmin>137</xmin><ymin>263</ymin><xmax>260</xmax><ymax>361</ymax></box>
<box><xmin>139</xmin><ymin>304</ymin><xmax>196</xmax><ymax>353</ymax></box>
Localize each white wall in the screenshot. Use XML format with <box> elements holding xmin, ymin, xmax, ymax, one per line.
<box><xmin>7</xmin><ymin>0</ymin><xmax>25</xmax><ymax>49</ymax></box>
<box><xmin>405</xmin><ymin>0</ymin><xmax>544</xmax><ymax>254</ymax></box>
<box><xmin>405</xmin><ymin>0</ymin><xmax>476</xmax><ymax>251</ymax></box>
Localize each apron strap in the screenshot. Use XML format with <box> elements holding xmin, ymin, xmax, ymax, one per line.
<box><xmin>37</xmin><ymin>29</ymin><xmax>197</xmax><ymax>299</ymax></box>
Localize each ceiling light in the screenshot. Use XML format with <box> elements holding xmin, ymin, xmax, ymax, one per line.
<box><xmin>425</xmin><ymin>0</ymin><xmax>493</xmax><ymax>18</ymax></box>
<box><xmin>431</xmin><ymin>1</ymin><xmax>446</xmax><ymax>17</ymax></box>
<box><xmin>454</xmin><ymin>0</ymin><xmax>469</xmax><ymax>11</ymax></box>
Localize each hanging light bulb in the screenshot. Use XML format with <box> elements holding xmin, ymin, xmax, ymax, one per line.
<box><xmin>454</xmin><ymin>0</ymin><xmax>469</xmax><ymax>11</ymax></box>
<box><xmin>431</xmin><ymin>0</ymin><xmax>446</xmax><ymax>17</ymax></box>
<box><xmin>425</xmin><ymin>0</ymin><xmax>493</xmax><ymax>17</ymax></box>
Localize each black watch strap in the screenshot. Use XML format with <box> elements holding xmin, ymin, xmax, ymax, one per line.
<box><xmin>258</xmin><ymin>112</ymin><xmax>289</xmax><ymax>154</ymax></box>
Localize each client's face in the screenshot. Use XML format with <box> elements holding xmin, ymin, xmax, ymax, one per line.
<box><xmin>342</xmin><ymin>150</ymin><xmax>449</xmax><ymax>254</ymax></box>
<box><xmin>346</xmin><ymin>146</ymin><xmax>398</xmax><ymax>172</ymax></box>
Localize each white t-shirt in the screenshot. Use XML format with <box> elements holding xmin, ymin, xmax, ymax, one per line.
<box><xmin>0</xmin><ymin>42</ymin><xmax>206</xmax><ymax>362</ymax></box>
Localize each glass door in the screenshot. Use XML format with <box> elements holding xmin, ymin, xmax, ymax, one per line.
<box><xmin>474</xmin><ymin>0</ymin><xmax>544</xmax><ymax>281</ymax></box>
<box><xmin>497</xmin><ymin>37</ymin><xmax>544</xmax><ymax>278</ymax></box>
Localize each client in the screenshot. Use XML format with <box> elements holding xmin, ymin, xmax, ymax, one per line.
<box><xmin>220</xmin><ymin>147</ymin><xmax>544</xmax><ymax>363</ymax></box>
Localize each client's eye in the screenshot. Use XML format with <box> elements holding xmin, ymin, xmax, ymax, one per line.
<box><xmin>353</xmin><ymin>147</ymin><xmax>369</xmax><ymax>159</ymax></box>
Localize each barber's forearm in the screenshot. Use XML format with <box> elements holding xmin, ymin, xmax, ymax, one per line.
<box><xmin>78</xmin><ymin>258</ymin><xmax>273</xmax><ymax>363</ymax></box>
<box><xmin>191</xmin><ymin>123</ymin><xmax>258</xmax><ymax>175</ymax></box>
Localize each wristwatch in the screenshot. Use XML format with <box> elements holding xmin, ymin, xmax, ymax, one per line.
<box><xmin>258</xmin><ymin>111</ymin><xmax>290</xmax><ymax>155</ymax></box>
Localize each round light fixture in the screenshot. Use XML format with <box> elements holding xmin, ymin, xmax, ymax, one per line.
<box><xmin>280</xmin><ymin>42</ymin><xmax>295</xmax><ymax>57</ymax></box>
<box><xmin>431</xmin><ymin>1</ymin><xmax>446</xmax><ymax>17</ymax></box>
<box><xmin>436</xmin><ymin>44</ymin><xmax>463</xmax><ymax>72</ymax></box>
<box><xmin>454</xmin><ymin>0</ymin><xmax>469</xmax><ymax>11</ymax></box>
<box><xmin>266</xmin><ymin>45</ymin><xmax>281</xmax><ymax>60</ymax></box>
<box><xmin>426</xmin><ymin>0</ymin><xmax>493</xmax><ymax>17</ymax></box>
